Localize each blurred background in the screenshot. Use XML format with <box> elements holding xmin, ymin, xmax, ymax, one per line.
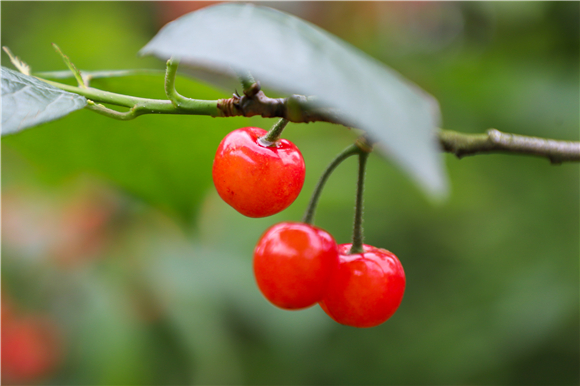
<box><xmin>1</xmin><ymin>1</ymin><xmax>578</xmax><ymax>385</ymax></box>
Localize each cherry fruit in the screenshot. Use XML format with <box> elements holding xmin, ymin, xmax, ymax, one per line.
<box><xmin>320</xmin><ymin>243</ymin><xmax>405</xmax><ymax>328</ymax></box>
<box><xmin>1</xmin><ymin>316</ymin><xmax>62</xmax><ymax>383</ymax></box>
<box><xmin>254</xmin><ymin>222</ymin><xmax>339</xmax><ymax>309</ymax></box>
<box><xmin>212</xmin><ymin>127</ymin><xmax>305</xmax><ymax>218</ymax></box>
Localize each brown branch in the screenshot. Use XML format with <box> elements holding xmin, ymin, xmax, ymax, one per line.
<box><xmin>216</xmin><ymin>81</ymin><xmax>348</xmax><ymax>125</ymax></box>
<box><xmin>39</xmin><ymin>70</ymin><xmax>580</xmax><ymax>164</ymax></box>
<box><xmin>224</xmin><ymin>83</ymin><xmax>580</xmax><ymax>164</ymax></box>
<box><xmin>438</xmin><ymin>128</ymin><xmax>580</xmax><ymax>164</ymax></box>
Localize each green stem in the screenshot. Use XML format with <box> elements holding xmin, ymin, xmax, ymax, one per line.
<box><xmin>349</xmin><ymin>150</ymin><xmax>370</xmax><ymax>254</ymax></box>
<box><xmin>302</xmin><ymin>144</ymin><xmax>361</xmax><ymax>225</ymax></box>
<box><xmin>164</xmin><ymin>56</ymin><xmax>181</xmax><ymax>106</ymax></box>
<box><xmin>86</xmin><ymin>100</ymin><xmax>139</xmax><ymax>120</ymax></box>
<box><xmin>52</xmin><ymin>43</ymin><xmax>86</xmax><ymax>88</ymax></box>
<box><xmin>259</xmin><ymin>118</ymin><xmax>289</xmax><ymax>146</ymax></box>
<box><xmin>38</xmin><ymin>77</ymin><xmax>220</xmax><ymax>117</ymax></box>
<box><xmin>164</xmin><ymin>56</ymin><xmax>197</xmax><ymax>108</ymax></box>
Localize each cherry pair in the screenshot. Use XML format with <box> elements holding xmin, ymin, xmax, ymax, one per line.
<box><xmin>253</xmin><ymin>222</ymin><xmax>406</xmax><ymax>328</ymax></box>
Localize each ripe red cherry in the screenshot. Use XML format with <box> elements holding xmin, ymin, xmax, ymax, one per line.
<box><xmin>320</xmin><ymin>243</ymin><xmax>405</xmax><ymax>328</ymax></box>
<box><xmin>254</xmin><ymin>222</ymin><xmax>339</xmax><ymax>310</ymax></box>
<box><xmin>212</xmin><ymin>127</ymin><xmax>305</xmax><ymax>218</ymax></box>
<box><xmin>1</xmin><ymin>316</ymin><xmax>63</xmax><ymax>383</ymax></box>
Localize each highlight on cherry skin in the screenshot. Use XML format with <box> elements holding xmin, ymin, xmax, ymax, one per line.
<box><xmin>212</xmin><ymin>127</ymin><xmax>306</xmax><ymax>218</ymax></box>
<box><xmin>320</xmin><ymin>243</ymin><xmax>406</xmax><ymax>328</ymax></box>
<box><xmin>253</xmin><ymin>222</ymin><xmax>339</xmax><ymax>310</ymax></box>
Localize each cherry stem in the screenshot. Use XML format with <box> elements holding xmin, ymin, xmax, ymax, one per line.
<box><xmin>302</xmin><ymin>143</ymin><xmax>360</xmax><ymax>225</ymax></box>
<box><xmin>259</xmin><ymin>118</ymin><xmax>289</xmax><ymax>146</ymax></box>
<box><xmin>349</xmin><ymin>150</ymin><xmax>370</xmax><ymax>254</ymax></box>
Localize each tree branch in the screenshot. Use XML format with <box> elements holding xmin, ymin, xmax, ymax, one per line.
<box><xmin>35</xmin><ymin>75</ymin><xmax>580</xmax><ymax>164</ymax></box>
<box><xmin>12</xmin><ymin>44</ymin><xmax>576</xmax><ymax>163</ymax></box>
<box><xmin>37</xmin><ymin>75</ymin><xmax>343</xmax><ymax>124</ymax></box>
<box><xmin>216</xmin><ymin>82</ymin><xmax>347</xmax><ymax>125</ymax></box>
<box><xmin>438</xmin><ymin>129</ymin><xmax>580</xmax><ymax>164</ymax></box>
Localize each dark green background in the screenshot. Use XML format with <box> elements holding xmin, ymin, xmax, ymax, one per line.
<box><xmin>2</xmin><ymin>2</ymin><xmax>578</xmax><ymax>385</ymax></box>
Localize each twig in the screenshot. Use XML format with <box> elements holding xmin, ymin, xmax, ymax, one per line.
<box><xmin>218</xmin><ymin>88</ymin><xmax>347</xmax><ymax>124</ymax></box>
<box><xmin>438</xmin><ymin>129</ymin><xmax>580</xmax><ymax>164</ymax></box>
<box><xmin>29</xmin><ymin>60</ymin><xmax>580</xmax><ymax>163</ymax></box>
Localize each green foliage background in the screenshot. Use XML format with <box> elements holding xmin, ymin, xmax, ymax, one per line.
<box><xmin>2</xmin><ymin>2</ymin><xmax>578</xmax><ymax>385</ymax></box>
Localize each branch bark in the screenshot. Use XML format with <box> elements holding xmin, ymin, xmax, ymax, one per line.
<box><xmin>37</xmin><ymin>76</ymin><xmax>580</xmax><ymax>164</ymax></box>
<box><xmin>216</xmin><ymin>89</ymin><xmax>346</xmax><ymax>125</ymax></box>
<box><xmin>438</xmin><ymin>129</ymin><xmax>580</xmax><ymax>164</ymax></box>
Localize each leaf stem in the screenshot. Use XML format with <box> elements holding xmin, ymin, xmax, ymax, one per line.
<box><xmin>349</xmin><ymin>150</ymin><xmax>370</xmax><ymax>254</ymax></box>
<box><xmin>302</xmin><ymin>144</ymin><xmax>361</xmax><ymax>225</ymax></box>
<box><xmin>85</xmin><ymin>100</ymin><xmax>139</xmax><ymax>120</ymax></box>
<box><xmin>165</xmin><ymin>56</ymin><xmax>188</xmax><ymax>108</ymax></box>
<box><xmin>52</xmin><ymin>43</ymin><xmax>86</xmax><ymax>88</ymax></box>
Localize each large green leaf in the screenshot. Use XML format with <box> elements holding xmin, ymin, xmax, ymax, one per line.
<box><xmin>1</xmin><ymin>67</ymin><xmax>87</xmax><ymax>135</ymax></box>
<box><xmin>140</xmin><ymin>3</ymin><xmax>448</xmax><ymax>197</ymax></box>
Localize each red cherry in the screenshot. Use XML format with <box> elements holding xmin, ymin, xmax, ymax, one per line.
<box><xmin>1</xmin><ymin>316</ymin><xmax>63</xmax><ymax>383</ymax></box>
<box><xmin>254</xmin><ymin>222</ymin><xmax>339</xmax><ymax>310</ymax></box>
<box><xmin>212</xmin><ymin>127</ymin><xmax>305</xmax><ymax>218</ymax></box>
<box><xmin>320</xmin><ymin>243</ymin><xmax>405</xmax><ymax>328</ymax></box>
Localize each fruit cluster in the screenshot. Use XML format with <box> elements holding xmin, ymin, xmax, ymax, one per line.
<box><xmin>212</xmin><ymin>124</ymin><xmax>405</xmax><ymax>328</ymax></box>
<box><xmin>254</xmin><ymin>222</ymin><xmax>405</xmax><ymax>328</ymax></box>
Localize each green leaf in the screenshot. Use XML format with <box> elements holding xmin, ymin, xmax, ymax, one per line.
<box><xmin>140</xmin><ymin>3</ymin><xmax>448</xmax><ymax>197</ymax></box>
<box><xmin>1</xmin><ymin>66</ymin><xmax>87</xmax><ymax>135</ymax></box>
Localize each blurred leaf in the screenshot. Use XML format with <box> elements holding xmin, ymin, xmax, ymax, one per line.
<box><xmin>2</xmin><ymin>73</ymin><xmax>249</xmax><ymax>223</ymax></box>
<box><xmin>1</xmin><ymin>67</ymin><xmax>86</xmax><ymax>135</ymax></box>
<box><xmin>140</xmin><ymin>3</ymin><xmax>448</xmax><ymax>197</ymax></box>
<box><xmin>71</xmin><ymin>275</ymin><xmax>153</xmax><ymax>385</ymax></box>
